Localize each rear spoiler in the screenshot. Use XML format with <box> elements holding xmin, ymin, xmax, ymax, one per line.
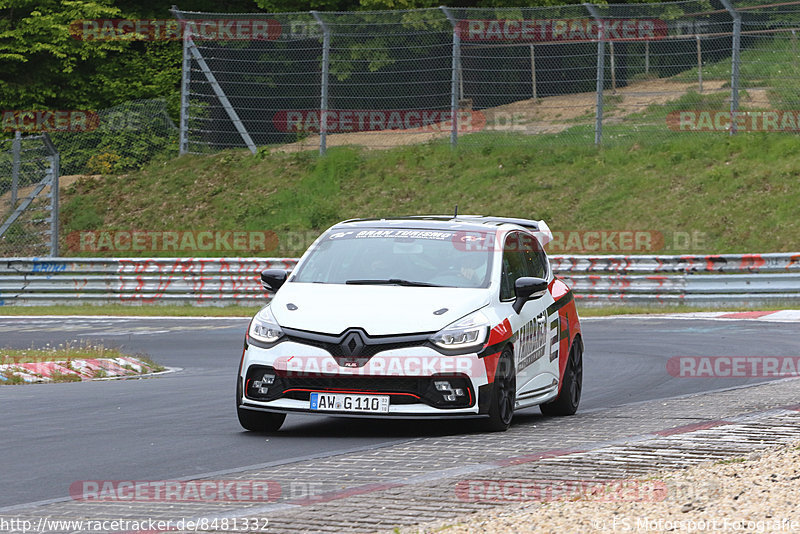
<box><xmin>472</xmin><ymin>217</ymin><xmax>553</xmax><ymax>247</ymax></box>
<box><xmin>340</xmin><ymin>215</ymin><xmax>554</xmax><ymax>246</ymax></box>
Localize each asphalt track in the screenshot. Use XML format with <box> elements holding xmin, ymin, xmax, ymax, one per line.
<box><xmin>1</xmin><ymin>315</ymin><xmax>798</xmax><ymax>509</ymax></box>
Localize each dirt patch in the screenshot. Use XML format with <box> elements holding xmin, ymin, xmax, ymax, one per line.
<box><xmin>1</xmin><ymin>174</ymin><xmax>97</xmax><ymax>220</ymax></box>
<box><xmin>274</xmin><ymin>77</ymin><xmax>734</xmax><ymax>152</ymax></box>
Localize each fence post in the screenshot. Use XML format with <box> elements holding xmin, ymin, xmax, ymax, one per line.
<box><xmin>42</xmin><ymin>133</ymin><xmax>59</xmax><ymax>257</ymax></box>
<box><xmin>696</xmin><ymin>35</ymin><xmax>703</xmax><ymax>93</ymax></box>
<box><xmin>171</xmin><ymin>8</ymin><xmax>257</xmax><ymax>154</ymax></box>
<box><xmin>312</xmin><ymin>12</ymin><xmax>331</xmax><ymax>157</ymax></box>
<box><xmin>441</xmin><ymin>6</ymin><xmax>460</xmax><ymax>148</ymax></box>
<box><xmin>177</xmin><ymin>8</ymin><xmax>191</xmax><ymax>155</ymax></box>
<box><xmin>609</xmin><ymin>41</ymin><xmax>616</xmax><ymax>94</ymax></box>
<box><xmin>10</xmin><ymin>131</ymin><xmax>21</xmax><ymax>207</ymax></box>
<box><xmin>719</xmin><ymin>0</ymin><xmax>741</xmax><ymax>135</ymax></box>
<box><xmin>585</xmin><ymin>3</ymin><xmax>605</xmax><ymax>146</ymax></box>
<box><xmin>530</xmin><ymin>44</ymin><xmax>537</xmax><ymax>100</ymax></box>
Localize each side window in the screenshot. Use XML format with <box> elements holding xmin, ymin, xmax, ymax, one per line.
<box><xmin>520</xmin><ymin>233</ymin><xmax>548</xmax><ymax>279</ymax></box>
<box><xmin>500</xmin><ymin>233</ymin><xmax>527</xmax><ymax>300</ymax></box>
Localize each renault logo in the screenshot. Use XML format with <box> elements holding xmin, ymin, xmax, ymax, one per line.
<box><xmin>340</xmin><ymin>331</ymin><xmax>365</xmax><ymax>357</ymax></box>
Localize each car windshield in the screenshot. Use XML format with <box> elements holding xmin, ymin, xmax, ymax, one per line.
<box><xmin>291</xmin><ymin>228</ymin><xmax>495</xmax><ymax>288</ymax></box>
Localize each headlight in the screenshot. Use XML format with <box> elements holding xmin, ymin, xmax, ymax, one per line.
<box><xmin>248</xmin><ymin>306</ymin><xmax>284</xmax><ymax>344</ymax></box>
<box><xmin>430</xmin><ymin>310</ymin><xmax>490</xmax><ymax>350</ymax></box>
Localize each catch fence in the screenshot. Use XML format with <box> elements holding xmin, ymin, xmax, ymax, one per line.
<box><xmin>173</xmin><ymin>0</ymin><xmax>800</xmax><ymax>154</ymax></box>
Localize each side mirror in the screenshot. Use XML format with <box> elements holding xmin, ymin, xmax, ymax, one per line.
<box><xmin>260</xmin><ymin>269</ymin><xmax>288</xmax><ymax>292</ymax></box>
<box><xmin>512</xmin><ymin>277</ymin><xmax>548</xmax><ymax>314</ymax></box>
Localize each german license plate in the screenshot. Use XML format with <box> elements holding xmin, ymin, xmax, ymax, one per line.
<box><xmin>309</xmin><ymin>392</ymin><xmax>390</xmax><ymax>413</ymax></box>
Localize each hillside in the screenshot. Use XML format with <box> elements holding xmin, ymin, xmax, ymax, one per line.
<box><xmin>60</xmin><ymin>132</ymin><xmax>800</xmax><ymax>257</ymax></box>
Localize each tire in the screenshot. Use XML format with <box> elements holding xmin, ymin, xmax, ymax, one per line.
<box><xmin>483</xmin><ymin>348</ymin><xmax>516</xmax><ymax>432</ymax></box>
<box><xmin>540</xmin><ymin>338</ymin><xmax>582</xmax><ymax>417</ymax></box>
<box><xmin>237</xmin><ymin>407</ymin><xmax>286</xmax><ymax>432</ymax></box>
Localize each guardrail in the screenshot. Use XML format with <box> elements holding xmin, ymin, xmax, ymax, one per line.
<box><xmin>0</xmin><ymin>254</ymin><xmax>798</xmax><ymax>307</ymax></box>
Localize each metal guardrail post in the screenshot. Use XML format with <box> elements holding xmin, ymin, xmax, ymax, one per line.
<box><xmin>312</xmin><ymin>11</ymin><xmax>331</xmax><ymax>157</ymax></box>
<box><xmin>173</xmin><ymin>5</ymin><xmax>191</xmax><ymax>155</ymax></box>
<box><xmin>585</xmin><ymin>3</ymin><xmax>605</xmax><ymax>146</ymax></box>
<box><xmin>441</xmin><ymin>6</ymin><xmax>460</xmax><ymax>148</ymax></box>
<box><xmin>42</xmin><ymin>133</ymin><xmax>60</xmax><ymax>257</ymax></box>
<box><xmin>11</xmin><ymin>131</ymin><xmax>21</xmax><ymax>206</ymax></box>
<box><xmin>719</xmin><ymin>0</ymin><xmax>741</xmax><ymax>135</ymax></box>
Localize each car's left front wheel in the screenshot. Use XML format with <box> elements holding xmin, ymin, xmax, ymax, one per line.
<box><xmin>237</xmin><ymin>407</ymin><xmax>286</xmax><ymax>432</ymax></box>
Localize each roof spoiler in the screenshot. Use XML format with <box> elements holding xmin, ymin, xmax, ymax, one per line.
<box><xmin>339</xmin><ymin>215</ymin><xmax>554</xmax><ymax>246</ymax></box>
<box><xmin>474</xmin><ymin>217</ymin><xmax>553</xmax><ymax>247</ymax></box>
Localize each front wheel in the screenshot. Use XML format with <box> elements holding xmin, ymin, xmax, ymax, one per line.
<box><xmin>540</xmin><ymin>338</ymin><xmax>582</xmax><ymax>417</ymax></box>
<box><xmin>237</xmin><ymin>407</ymin><xmax>286</xmax><ymax>432</ymax></box>
<box><xmin>483</xmin><ymin>348</ymin><xmax>516</xmax><ymax>432</ymax></box>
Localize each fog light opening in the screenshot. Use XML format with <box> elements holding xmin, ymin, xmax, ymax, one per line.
<box><xmin>434</xmin><ymin>380</ymin><xmax>466</xmax><ymax>402</ymax></box>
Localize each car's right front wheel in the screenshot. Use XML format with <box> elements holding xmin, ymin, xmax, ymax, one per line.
<box><xmin>483</xmin><ymin>348</ymin><xmax>516</xmax><ymax>432</ymax></box>
<box><xmin>237</xmin><ymin>407</ymin><xmax>286</xmax><ymax>432</ymax></box>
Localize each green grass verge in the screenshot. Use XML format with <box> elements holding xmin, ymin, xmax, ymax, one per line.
<box><xmin>0</xmin><ymin>304</ymin><xmax>262</xmax><ymax>317</ymax></box>
<box><xmin>61</xmin><ymin>129</ymin><xmax>800</xmax><ymax>258</ymax></box>
<box><xmin>577</xmin><ymin>304</ymin><xmax>795</xmax><ymax>317</ymax></box>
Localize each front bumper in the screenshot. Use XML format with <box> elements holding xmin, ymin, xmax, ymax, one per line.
<box><xmin>239</xmin><ymin>340</ymin><xmax>490</xmax><ymax>417</ymax></box>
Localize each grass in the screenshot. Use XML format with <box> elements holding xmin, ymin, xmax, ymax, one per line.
<box><xmin>0</xmin><ymin>341</ymin><xmax>131</xmax><ymax>364</ymax></box>
<box><xmin>61</xmin><ymin>130</ymin><xmax>800</xmax><ymax>258</ymax></box>
<box><xmin>577</xmin><ymin>304</ymin><xmax>795</xmax><ymax>317</ymax></box>
<box><xmin>674</xmin><ymin>37</ymin><xmax>800</xmax><ymax>96</ymax></box>
<box><xmin>0</xmin><ymin>304</ymin><xmax>262</xmax><ymax>317</ymax></box>
<box><xmin>716</xmin><ymin>457</ymin><xmax>747</xmax><ymax>465</ymax></box>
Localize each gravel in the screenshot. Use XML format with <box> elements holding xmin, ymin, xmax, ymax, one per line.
<box><xmin>396</xmin><ymin>441</ymin><xmax>800</xmax><ymax>533</ymax></box>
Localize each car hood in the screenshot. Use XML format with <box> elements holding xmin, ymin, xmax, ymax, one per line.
<box><xmin>269</xmin><ymin>282</ymin><xmax>490</xmax><ymax>336</ymax></box>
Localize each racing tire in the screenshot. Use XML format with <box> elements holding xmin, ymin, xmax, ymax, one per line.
<box><xmin>237</xmin><ymin>407</ymin><xmax>286</xmax><ymax>432</ymax></box>
<box><xmin>540</xmin><ymin>338</ymin><xmax>582</xmax><ymax>417</ymax></box>
<box><xmin>483</xmin><ymin>348</ymin><xmax>516</xmax><ymax>432</ymax></box>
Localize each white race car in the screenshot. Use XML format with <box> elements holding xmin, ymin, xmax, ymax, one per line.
<box><xmin>237</xmin><ymin>216</ymin><xmax>583</xmax><ymax>432</ymax></box>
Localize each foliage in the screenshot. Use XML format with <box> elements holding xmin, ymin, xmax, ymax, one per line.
<box><xmin>49</xmin><ymin>100</ymin><xmax>179</xmax><ymax>175</ymax></box>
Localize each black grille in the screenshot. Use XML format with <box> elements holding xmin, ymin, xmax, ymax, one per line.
<box><xmin>245</xmin><ymin>365</ymin><xmax>474</xmax><ymax>409</ymax></box>
<box><xmin>283</xmin><ymin>327</ymin><xmax>430</xmax><ymax>367</ymax></box>
<box><xmin>282</xmin><ymin>375</ymin><xmax>425</xmax><ymax>405</ymax></box>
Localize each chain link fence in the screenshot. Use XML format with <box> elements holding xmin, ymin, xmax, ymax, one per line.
<box><xmin>49</xmin><ymin>99</ymin><xmax>179</xmax><ymax>176</ymax></box>
<box><xmin>0</xmin><ymin>134</ymin><xmax>59</xmax><ymax>257</ymax></box>
<box><xmin>173</xmin><ymin>0</ymin><xmax>800</xmax><ymax>154</ymax></box>
<box><xmin>0</xmin><ymin>100</ymin><xmax>178</xmax><ymax>257</ymax></box>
